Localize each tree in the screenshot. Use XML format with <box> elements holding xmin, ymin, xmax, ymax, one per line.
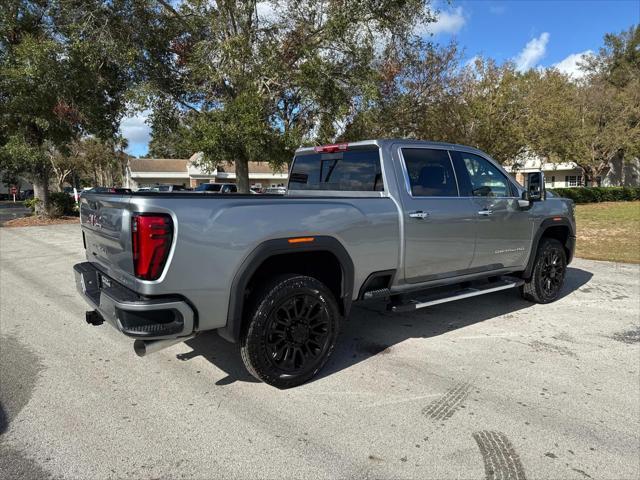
<box><xmin>140</xmin><ymin>0</ymin><xmax>434</xmax><ymax>192</ymax></box>
<box><xmin>426</xmin><ymin>58</ymin><xmax>529</xmax><ymax>164</ymax></box>
<box><xmin>526</xmin><ymin>27</ymin><xmax>640</xmax><ymax>185</ymax></box>
<box><xmin>343</xmin><ymin>49</ymin><xmax>530</xmax><ymax>165</ymax></box>
<box><xmin>0</xmin><ymin>1</ymin><xmax>136</xmax><ymax>214</ymax></box>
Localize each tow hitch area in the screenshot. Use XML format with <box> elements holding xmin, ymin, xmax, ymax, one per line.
<box><xmin>85</xmin><ymin>310</ymin><xmax>104</xmax><ymax>326</ymax></box>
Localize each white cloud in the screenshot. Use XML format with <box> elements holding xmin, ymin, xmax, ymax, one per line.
<box><xmin>120</xmin><ymin>110</ymin><xmax>151</xmax><ymax>155</ymax></box>
<box><xmin>418</xmin><ymin>6</ymin><xmax>466</xmax><ymax>36</ymax></box>
<box><xmin>552</xmin><ymin>50</ymin><xmax>593</xmax><ymax>78</ymax></box>
<box><xmin>514</xmin><ymin>32</ymin><xmax>550</xmax><ymax>71</ymax></box>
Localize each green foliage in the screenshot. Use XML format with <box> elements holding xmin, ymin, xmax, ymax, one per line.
<box><xmin>1</xmin><ymin>0</ymin><xmax>139</xmax><ymax>209</ymax></box>
<box><xmin>24</xmin><ymin>197</ymin><xmax>40</xmax><ymax>212</ymax></box>
<box><xmin>549</xmin><ymin>187</ymin><xmax>640</xmax><ymax>203</ymax></box>
<box><xmin>48</xmin><ymin>192</ymin><xmax>76</xmax><ymax>217</ymax></box>
<box><xmin>143</xmin><ymin>0</ymin><xmax>436</xmax><ymax>190</ymax></box>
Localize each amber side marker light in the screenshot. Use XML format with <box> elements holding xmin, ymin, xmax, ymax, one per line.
<box><xmin>288</xmin><ymin>237</ymin><xmax>315</xmax><ymax>244</ymax></box>
<box><xmin>553</xmin><ymin>217</ymin><xmax>563</xmax><ymax>221</ymax></box>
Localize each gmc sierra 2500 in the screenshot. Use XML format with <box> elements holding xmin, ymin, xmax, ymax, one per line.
<box><xmin>74</xmin><ymin>139</ymin><xmax>575</xmax><ymax>388</ymax></box>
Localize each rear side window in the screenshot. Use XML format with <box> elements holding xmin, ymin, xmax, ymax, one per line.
<box><xmin>402</xmin><ymin>148</ymin><xmax>458</xmax><ymax>197</ymax></box>
<box><xmin>289</xmin><ymin>149</ymin><xmax>384</xmax><ymax>191</ymax></box>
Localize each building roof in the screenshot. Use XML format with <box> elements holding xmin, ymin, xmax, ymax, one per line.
<box><xmin>129</xmin><ymin>158</ymin><xmax>189</xmax><ymax>173</ymax></box>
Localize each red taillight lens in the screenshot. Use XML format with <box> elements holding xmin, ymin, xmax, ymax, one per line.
<box><xmin>131</xmin><ymin>214</ymin><xmax>173</xmax><ymax>280</ymax></box>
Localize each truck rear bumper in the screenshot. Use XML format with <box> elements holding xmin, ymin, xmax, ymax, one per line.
<box><xmin>73</xmin><ymin>262</ymin><xmax>195</xmax><ymax>340</ymax></box>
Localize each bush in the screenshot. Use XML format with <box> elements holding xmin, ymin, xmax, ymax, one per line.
<box><xmin>549</xmin><ymin>186</ymin><xmax>640</xmax><ymax>203</ymax></box>
<box><xmin>24</xmin><ymin>197</ymin><xmax>41</xmax><ymax>212</ymax></box>
<box><xmin>48</xmin><ymin>192</ymin><xmax>76</xmax><ymax>217</ymax></box>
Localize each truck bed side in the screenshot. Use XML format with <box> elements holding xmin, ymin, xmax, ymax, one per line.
<box><xmin>80</xmin><ymin>194</ymin><xmax>400</xmax><ymax>332</ymax></box>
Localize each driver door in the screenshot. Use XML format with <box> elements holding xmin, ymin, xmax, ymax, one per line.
<box><xmin>452</xmin><ymin>151</ymin><xmax>532</xmax><ymax>270</ymax></box>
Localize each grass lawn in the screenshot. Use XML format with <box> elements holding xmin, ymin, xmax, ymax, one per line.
<box><xmin>575</xmin><ymin>201</ymin><xmax>640</xmax><ymax>264</ymax></box>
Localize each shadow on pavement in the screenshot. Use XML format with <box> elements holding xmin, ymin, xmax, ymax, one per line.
<box><xmin>180</xmin><ymin>267</ymin><xmax>593</xmax><ymax>386</ymax></box>
<box><xmin>0</xmin><ymin>335</ymin><xmax>51</xmax><ymax>480</ymax></box>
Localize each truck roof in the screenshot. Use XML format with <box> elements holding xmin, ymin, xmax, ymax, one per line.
<box><xmin>295</xmin><ymin>139</ymin><xmax>488</xmax><ymax>156</ymax></box>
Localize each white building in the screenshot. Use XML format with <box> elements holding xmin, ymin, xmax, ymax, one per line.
<box><xmin>504</xmin><ymin>156</ymin><xmax>640</xmax><ymax>188</ymax></box>
<box><xmin>125</xmin><ymin>153</ymin><xmax>289</xmax><ymax>190</ymax></box>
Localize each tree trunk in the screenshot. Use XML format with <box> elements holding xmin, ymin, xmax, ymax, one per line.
<box><xmin>32</xmin><ymin>171</ymin><xmax>50</xmax><ymax>216</ymax></box>
<box><xmin>235</xmin><ymin>158</ymin><xmax>250</xmax><ymax>193</ymax></box>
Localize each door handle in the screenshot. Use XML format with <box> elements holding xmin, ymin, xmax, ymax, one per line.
<box><xmin>478</xmin><ymin>209</ymin><xmax>493</xmax><ymax>216</ymax></box>
<box><xmin>409</xmin><ymin>211</ymin><xmax>429</xmax><ymax>219</ymax></box>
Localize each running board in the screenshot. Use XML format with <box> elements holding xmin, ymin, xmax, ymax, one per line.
<box><xmin>388</xmin><ymin>278</ymin><xmax>524</xmax><ymax>313</ymax></box>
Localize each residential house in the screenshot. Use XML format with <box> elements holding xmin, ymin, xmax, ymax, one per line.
<box><xmin>504</xmin><ymin>156</ymin><xmax>640</xmax><ymax>188</ymax></box>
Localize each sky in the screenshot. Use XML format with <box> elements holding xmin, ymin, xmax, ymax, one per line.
<box><xmin>121</xmin><ymin>0</ymin><xmax>640</xmax><ymax>157</ymax></box>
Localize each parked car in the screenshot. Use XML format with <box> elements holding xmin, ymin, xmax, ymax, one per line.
<box><xmin>74</xmin><ymin>139</ymin><xmax>575</xmax><ymax>388</ymax></box>
<box><xmin>154</xmin><ymin>184</ymin><xmax>188</xmax><ymax>192</ymax></box>
<box><xmin>194</xmin><ymin>183</ymin><xmax>238</xmax><ymax>193</ymax></box>
<box><xmin>84</xmin><ymin>187</ymin><xmax>132</xmax><ymax>194</ymax></box>
<box><xmin>20</xmin><ymin>189</ymin><xmax>34</xmax><ymax>200</ymax></box>
<box><xmin>265</xmin><ymin>186</ymin><xmax>287</xmax><ymax>195</ymax></box>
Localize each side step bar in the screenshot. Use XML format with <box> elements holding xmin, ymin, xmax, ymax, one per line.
<box><xmin>388</xmin><ymin>278</ymin><xmax>524</xmax><ymax>313</ymax></box>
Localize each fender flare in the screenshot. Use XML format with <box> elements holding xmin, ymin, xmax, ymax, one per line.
<box><xmin>218</xmin><ymin>236</ymin><xmax>354</xmax><ymax>343</ymax></box>
<box><xmin>523</xmin><ymin>217</ymin><xmax>576</xmax><ymax>279</ymax></box>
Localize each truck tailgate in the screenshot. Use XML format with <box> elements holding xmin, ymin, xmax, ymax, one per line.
<box><xmin>80</xmin><ymin>194</ymin><xmax>134</xmax><ymax>278</ymax></box>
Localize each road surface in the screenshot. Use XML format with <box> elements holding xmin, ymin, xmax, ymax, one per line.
<box><xmin>1</xmin><ymin>224</ymin><xmax>638</xmax><ymax>479</ymax></box>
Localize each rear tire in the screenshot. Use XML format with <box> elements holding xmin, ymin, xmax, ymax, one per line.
<box><xmin>240</xmin><ymin>274</ymin><xmax>341</xmax><ymax>389</ymax></box>
<box><xmin>521</xmin><ymin>238</ymin><xmax>567</xmax><ymax>303</ymax></box>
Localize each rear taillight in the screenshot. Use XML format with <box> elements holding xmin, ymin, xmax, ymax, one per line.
<box><xmin>131</xmin><ymin>214</ymin><xmax>173</xmax><ymax>280</ymax></box>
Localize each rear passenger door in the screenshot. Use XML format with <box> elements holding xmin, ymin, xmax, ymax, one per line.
<box><xmin>398</xmin><ymin>147</ymin><xmax>477</xmax><ymax>283</ymax></box>
<box><xmin>452</xmin><ymin>151</ymin><xmax>532</xmax><ymax>270</ymax></box>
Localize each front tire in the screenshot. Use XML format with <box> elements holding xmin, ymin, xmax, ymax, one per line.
<box><xmin>521</xmin><ymin>238</ymin><xmax>567</xmax><ymax>303</ymax></box>
<box><xmin>240</xmin><ymin>274</ymin><xmax>341</xmax><ymax>389</ymax></box>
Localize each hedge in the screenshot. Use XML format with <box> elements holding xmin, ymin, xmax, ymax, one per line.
<box><xmin>548</xmin><ymin>187</ymin><xmax>640</xmax><ymax>204</ymax></box>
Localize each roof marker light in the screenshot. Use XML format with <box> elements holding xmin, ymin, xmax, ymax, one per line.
<box><xmin>288</xmin><ymin>237</ymin><xmax>315</xmax><ymax>244</ymax></box>
<box><xmin>314</xmin><ymin>143</ymin><xmax>348</xmax><ymax>153</ymax></box>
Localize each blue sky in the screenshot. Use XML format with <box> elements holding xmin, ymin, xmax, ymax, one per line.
<box><xmin>122</xmin><ymin>0</ymin><xmax>639</xmax><ymax>157</ymax></box>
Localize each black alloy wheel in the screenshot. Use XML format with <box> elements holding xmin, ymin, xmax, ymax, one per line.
<box><xmin>264</xmin><ymin>294</ymin><xmax>331</xmax><ymax>373</ymax></box>
<box><xmin>241</xmin><ymin>274</ymin><xmax>341</xmax><ymax>388</ymax></box>
<box><xmin>521</xmin><ymin>237</ymin><xmax>567</xmax><ymax>303</ymax></box>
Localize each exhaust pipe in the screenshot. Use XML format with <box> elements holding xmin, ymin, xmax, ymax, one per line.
<box><xmin>133</xmin><ymin>335</ymin><xmax>195</xmax><ymax>357</ymax></box>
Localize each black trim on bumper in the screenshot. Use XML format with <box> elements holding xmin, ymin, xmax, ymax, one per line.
<box><xmin>73</xmin><ymin>262</ymin><xmax>195</xmax><ymax>339</ymax></box>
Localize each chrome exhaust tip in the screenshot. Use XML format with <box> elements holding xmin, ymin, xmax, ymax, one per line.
<box><xmin>133</xmin><ymin>335</ymin><xmax>195</xmax><ymax>357</ymax></box>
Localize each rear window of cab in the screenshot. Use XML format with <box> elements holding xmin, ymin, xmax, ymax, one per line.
<box><xmin>289</xmin><ymin>148</ymin><xmax>383</xmax><ymax>192</ymax></box>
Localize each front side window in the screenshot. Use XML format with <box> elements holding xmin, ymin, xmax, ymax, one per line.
<box><xmin>459</xmin><ymin>153</ymin><xmax>511</xmax><ymax>197</ymax></box>
<box><xmin>289</xmin><ymin>148</ymin><xmax>383</xmax><ymax>191</ymax></box>
<box><xmin>402</xmin><ymin>148</ymin><xmax>458</xmax><ymax>197</ymax></box>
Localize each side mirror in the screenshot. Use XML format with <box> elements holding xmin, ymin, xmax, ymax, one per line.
<box><xmin>526</xmin><ymin>171</ymin><xmax>545</xmax><ymax>201</ymax></box>
<box><xmin>518</xmin><ymin>190</ymin><xmax>531</xmax><ymax>208</ymax></box>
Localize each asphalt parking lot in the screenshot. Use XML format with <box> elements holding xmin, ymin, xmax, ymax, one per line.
<box><xmin>1</xmin><ymin>224</ymin><xmax>639</xmax><ymax>480</ymax></box>
<box><xmin>0</xmin><ymin>201</ymin><xmax>30</xmax><ymax>225</ymax></box>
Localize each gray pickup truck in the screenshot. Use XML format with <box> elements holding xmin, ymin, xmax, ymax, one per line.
<box><xmin>74</xmin><ymin>139</ymin><xmax>575</xmax><ymax>388</ymax></box>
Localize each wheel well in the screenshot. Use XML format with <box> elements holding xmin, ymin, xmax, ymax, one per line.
<box><xmin>541</xmin><ymin>225</ymin><xmax>570</xmax><ymax>256</ymax></box>
<box><xmin>245</xmin><ymin>251</ymin><xmax>345</xmax><ymax>314</ymax></box>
